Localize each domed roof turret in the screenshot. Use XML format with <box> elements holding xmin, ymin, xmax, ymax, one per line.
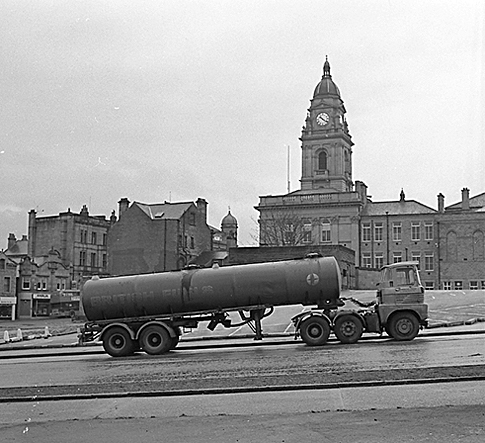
<box><xmin>313</xmin><ymin>56</ymin><xmax>341</xmax><ymax>98</ymax></box>
<box><xmin>221</xmin><ymin>210</ymin><xmax>238</xmax><ymax>227</ymax></box>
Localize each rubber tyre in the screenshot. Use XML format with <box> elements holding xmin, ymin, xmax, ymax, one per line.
<box><xmin>169</xmin><ymin>334</ymin><xmax>180</xmax><ymax>350</ymax></box>
<box><xmin>103</xmin><ymin>326</ymin><xmax>136</xmax><ymax>357</ymax></box>
<box><xmin>139</xmin><ymin>324</ymin><xmax>172</xmax><ymax>355</ymax></box>
<box><xmin>334</xmin><ymin>314</ymin><xmax>363</xmax><ymax>344</ymax></box>
<box><xmin>300</xmin><ymin>316</ymin><xmax>331</xmax><ymax>346</ymax></box>
<box><xmin>387</xmin><ymin>312</ymin><xmax>420</xmax><ymax>341</ymax></box>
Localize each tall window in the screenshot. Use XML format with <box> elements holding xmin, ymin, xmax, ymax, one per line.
<box><xmin>424</xmin><ymin>222</ymin><xmax>433</xmax><ymax>240</ymax></box>
<box><xmin>302</xmin><ymin>219</ymin><xmax>312</xmax><ymax>243</ymax></box>
<box><xmin>103</xmin><ymin>233</ymin><xmax>107</xmax><ymax>246</ymax></box>
<box><xmin>374</xmin><ymin>253</ymin><xmax>384</xmax><ymax>269</ymax></box>
<box><xmin>102</xmin><ymin>254</ymin><xmax>107</xmax><ymax>269</ymax></box>
<box><xmin>80</xmin><ymin>251</ymin><xmax>86</xmax><ymax>267</ymax></box>
<box><xmin>318</xmin><ymin>151</ymin><xmax>327</xmax><ymax>170</ymax></box>
<box><xmin>90</xmin><ymin>253</ymin><xmax>97</xmax><ymax>267</ymax></box>
<box><xmin>91</xmin><ymin>232</ymin><xmax>97</xmax><ymax>245</ymax></box>
<box><xmin>0</xmin><ymin>259</ymin><xmax>5</xmax><ymax>270</ymax></box>
<box><xmin>411</xmin><ymin>252</ymin><xmax>421</xmax><ymax>268</ymax></box>
<box><xmin>424</xmin><ymin>253</ymin><xmax>434</xmax><ymax>271</ymax></box>
<box><xmin>321</xmin><ymin>220</ymin><xmax>331</xmax><ymax>243</ymax></box>
<box><xmin>362</xmin><ymin>253</ymin><xmax>372</xmax><ymax>268</ymax></box>
<box><xmin>374</xmin><ymin>223</ymin><xmax>383</xmax><ymax>242</ymax></box>
<box><xmin>4</xmin><ymin>277</ymin><xmax>11</xmax><ymax>292</ymax></box>
<box><xmin>411</xmin><ymin>222</ymin><xmax>420</xmax><ymax>241</ymax></box>
<box><xmin>392</xmin><ymin>223</ymin><xmax>402</xmax><ymax>242</ymax></box>
<box><xmin>362</xmin><ymin>223</ymin><xmax>371</xmax><ymax>242</ymax></box>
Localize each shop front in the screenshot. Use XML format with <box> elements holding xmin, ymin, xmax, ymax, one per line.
<box><xmin>0</xmin><ymin>296</ymin><xmax>16</xmax><ymax>320</ymax></box>
<box><xmin>32</xmin><ymin>293</ymin><xmax>51</xmax><ymax>317</ymax></box>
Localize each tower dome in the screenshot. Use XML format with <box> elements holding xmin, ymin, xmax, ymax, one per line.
<box><xmin>221</xmin><ymin>210</ymin><xmax>238</xmax><ymax>228</ymax></box>
<box><xmin>313</xmin><ymin>56</ymin><xmax>341</xmax><ymax>98</ymax></box>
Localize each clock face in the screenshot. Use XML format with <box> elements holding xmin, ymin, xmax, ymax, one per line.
<box><xmin>316</xmin><ymin>112</ymin><xmax>329</xmax><ymax>126</ymax></box>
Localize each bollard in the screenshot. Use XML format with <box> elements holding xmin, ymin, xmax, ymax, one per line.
<box><xmin>43</xmin><ymin>326</ymin><xmax>51</xmax><ymax>338</ymax></box>
<box><xmin>17</xmin><ymin>329</ymin><xmax>23</xmax><ymax>341</ymax></box>
<box><xmin>3</xmin><ymin>330</ymin><xmax>10</xmax><ymax>343</ymax></box>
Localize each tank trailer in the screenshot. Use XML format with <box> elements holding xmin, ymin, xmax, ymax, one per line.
<box><xmin>79</xmin><ymin>254</ymin><xmax>428</xmax><ymax>357</ymax></box>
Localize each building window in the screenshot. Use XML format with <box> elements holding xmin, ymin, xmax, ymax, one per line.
<box><xmin>302</xmin><ymin>231</ymin><xmax>312</xmax><ymax>243</ymax></box>
<box><xmin>443</xmin><ymin>281</ymin><xmax>452</xmax><ymax>290</ymax></box>
<box><xmin>362</xmin><ymin>223</ymin><xmax>371</xmax><ymax>242</ymax></box>
<box><xmin>374</xmin><ymin>223</ymin><xmax>383</xmax><ymax>242</ymax></box>
<box><xmin>321</xmin><ymin>220</ymin><xmax>331</xmax><ymax>243</ymax></box>
<box><xmin>103</xmin><ymin>233</ymin><xmax>107</xmax><ymax>246</ymax></box>
<box><xmin>424</xmin><ymin>254</ymin><xmax>434</xmax><ymax>271</ymax></box>
<box><xmin>374</xmin><ymin>253</ymin><xmax>384</xmax><ymax>269</ymax></box>
<box><xmin>411</xmin><ymin>252</ymin><xmax>421</xmax><ymax>268</ymax></box>
<box><xmin>80</xmin><ymin>230</ymin><xmax>87</xmax><ymax>243</ymax></box>
<box><xmin>102</xmin><ymin>254</ymin><xmax>107</xmax><ymax>269</ymax></box>
<box><xmin>90</xmin><ymin>253</ymin><xmax>97</xmax><ymax>267</ymax></box>
<box><xmin>424</xmin><ymin>281</ymin><xmax>435</xmax><ymax>290</ymax></box>
<box><xmin>80</xmin><ymin>251</ymin><xmax>86</xmax><ymax>267</ymax></box>
<box><xmin>411</xmin><ymin>222</ymin><xmax>420</xmax><ymax>241</ymax></box>
<box><xmin>393</xmin><ymin>252</ymin><xmax>402</xmax><ymax>263</ymax></box>
<box><xmin>318</xmin><ymin>151</ymin><xmax>327</xmax><ymax>170</ymax></box>
<box><xmin>470</xmin><ymin>281</ymin><xmax>479</xmax><ymax>290</ymax></box>
<box><xmin>454</xmin><ymin>281</ymin><xmax>463</xmax><ymax>290</ymax></box>
<box><xmin>424</xmin><ymin>223</ymin><xmax>433</xmax><ymax>241</ymax></box>
<box><xmin>0</xmin><ymin>259</ymin><xmax>5</xmax><ymax>270</ymax></box>
<box><xmin>190</xmin><ymin>236</ymin><xmax>195</xmax><ymax>249</ymax></box>
<box><xmin>392</xmin><ymin>223</ymin><xmax>402</xmax><ymax>242</ymax></box>
<box><xmin>4</xmin><ymin>276</ymin><xmax>11</xmax><ymax>292</ymax></box>
<box><xmin>91</xmin><ymin>232</ymin><xmax>97</xmax><ymax>245</ymax></box>
<box><xmin>362</xmin><ymin>253</ymin><xmax>372</xmax><ymax>268</ymax></box>
<box><xmin>481</xmin><ymin>281</ymin><xmax>485</xmax><ymax>290</ymax></box>
<box><xmin>22</xmin><ymin>278</ymin><xmax>31</xmax><ymax>290</ymax></box>
<box><xmin>189</xmin><ymin>212</ymin><xmax>196</xmax><ymax>226</ymax></box>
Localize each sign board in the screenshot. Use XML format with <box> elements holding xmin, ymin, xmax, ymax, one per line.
<box><xmin>0</xmin><ymin>297</ymin><xmax>17</xmax><ymax>305</ymax></box>
<box><xmin>33</xmin><ymin>293</ymin><xmax>51</xmax><ymax>300</ymax></box>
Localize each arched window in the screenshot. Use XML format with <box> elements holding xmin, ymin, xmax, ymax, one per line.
<box><xmin>318</xmin><ymin>151</ymin><xmax>327</xmax><ymax>170</ymax></box>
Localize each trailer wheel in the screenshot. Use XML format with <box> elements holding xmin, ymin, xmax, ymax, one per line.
<box><xmin>103</xmin><ymin>327</ymin><xmax>136</xmax><ymax>357</ymax></box>
<box><xmin>139</xmin><ymin>324</ymin><xmax>172</xmax><ymax>355</ymax></box>
<box><xmin>300</xmin><ymin>316</ymin><xmax>331</xmax><ymax>346</ymax></box>
<box><xmin>387</xmin><ymin>312</ymin><xmax>419</xmax><ymax>341</ymax></box>
<box><xmin>334</xmin><ymin>314</ymin><xmax>363</xmax><ymax>344</ymax></box>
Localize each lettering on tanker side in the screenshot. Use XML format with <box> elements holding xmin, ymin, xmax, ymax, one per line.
<box><xmin>90</xmin><ymin>296</ymin><xmax>101</xmax><ymax>307</ymax></box>
<box><xmin>202</xmin><ymin>285</ymin><xmax>214</xmax><ymax>295</ymax></box>
<box><xmin>306</xmin><ymin>273</ymin><xmax>320</xmax><ymax>286</ymax></box>
<box><xmin>101</xmin><ymin>295</ymin><xmax>114</xmax><ymax>305</ymax></box>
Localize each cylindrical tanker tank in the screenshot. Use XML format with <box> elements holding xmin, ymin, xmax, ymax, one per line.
<box><xmin>82</xmin><ymin>255</ymin><xmax>342</xmax><ymax>322</ymax></box>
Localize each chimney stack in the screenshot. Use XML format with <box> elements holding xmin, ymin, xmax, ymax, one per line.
<box><xmin>118</xmin><ymin>198</ymin><xmax>130</xmax><ymax>218</ymax></box>
<box><xmin>437</xmin><ymin>193</ymin><xmax>445</xmax><ymax>213</ymax></box>
<box><xmin>461</xmin><ymin>188</ymin><xmax>470</xmax><ymax>211</ymax></box>
<box><xmin>7</xmin><ymin>233</ymin><xmax>16</xmax><ymax>250</ymax></box>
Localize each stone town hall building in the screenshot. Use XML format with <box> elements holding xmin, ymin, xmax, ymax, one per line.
<box><xmin>256</xmin><ymin>58</ymin><xmax>485</xmax><ymax>290</ymax></box>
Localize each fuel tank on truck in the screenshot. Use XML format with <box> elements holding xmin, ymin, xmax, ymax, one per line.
<box><xmin>82</xmin><ymin>255</ymin><xmax>342</xmax><ymax>322</ymax></box>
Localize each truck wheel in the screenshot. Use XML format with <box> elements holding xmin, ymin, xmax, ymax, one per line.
<box><xmin>387</xmin><ymin>312</ymin><xmax>419</xmax><ymax>341</ymax></box>
<box><xmin>300</xmin><ymin>316</ymin><xmax>330</xmax><ymax>346</ymax></box>
<box><xmin>139</xmin><ymin>325</ymin><xmax>172</xmax><ymax>355</ymax></box>
<box><xmin>334</xmin><ymin>314</ymin><xmax>363</xmax><ymax>344</ymax></box>
<box><xmin>103</xmin><ymin>327</ymin><xmax>136</xmax><ymax>357</ymax></box>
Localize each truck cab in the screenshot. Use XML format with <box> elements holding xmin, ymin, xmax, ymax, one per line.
<box><xmin>376</xmin><ymin>261</ymin><xmax>428</xmax><ymax>340</ymax></box>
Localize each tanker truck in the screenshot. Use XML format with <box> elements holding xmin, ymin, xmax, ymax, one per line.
<box><xmin>79</xmin><ymin>254</ymin><xmax>428</xmax><ymax>357</ymax></box>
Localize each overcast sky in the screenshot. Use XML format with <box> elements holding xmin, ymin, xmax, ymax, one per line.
<box><xmin>1</xmin><ymin>0</ymin><xmax>484</xmax><ymax>247</ymax></box>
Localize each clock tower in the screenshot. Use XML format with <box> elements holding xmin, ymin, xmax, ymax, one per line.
<box><xmin>300</xmin><ymin>57</ymin><xmax>354</xmax><ymax>192</ymax></box>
